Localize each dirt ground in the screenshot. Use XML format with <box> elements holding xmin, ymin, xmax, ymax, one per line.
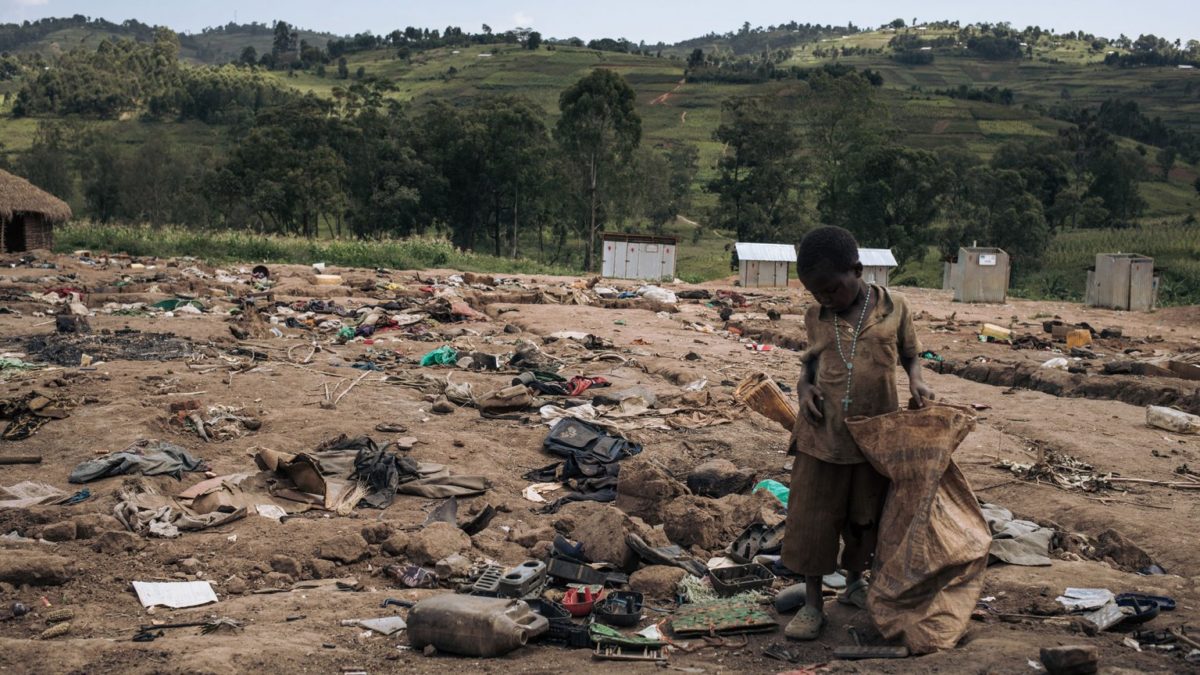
<box><xmin>1</xmin><ymin>252</ymin><xmax>1199</xmax><ymax>674</ymax></box>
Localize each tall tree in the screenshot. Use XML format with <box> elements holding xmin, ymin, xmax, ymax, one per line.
<box><xmin>555</xmin><ymin>69</ymin><xmax>641</xmax><ymax>271</ymax></box>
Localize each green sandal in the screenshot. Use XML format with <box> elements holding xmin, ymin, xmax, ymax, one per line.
<box><xmin>784</xmin><ymin>605</ymin><xmax>825</xmax><ymax>641</ymax></box>
<box><xmin>838</xmin><ymin>578</ymin><xmax>869</xmax><ymax>609</ymax></box>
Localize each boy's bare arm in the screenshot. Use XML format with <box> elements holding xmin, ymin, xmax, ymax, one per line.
<box><xmin>900</xmin><ymin>354</ymin><xmax>935</xmax><ymax>408</ymax></box>
<box><xmin>797</xmin><ymin>355</ymin><xmax>823</xmax><ymax>423</ymax></box>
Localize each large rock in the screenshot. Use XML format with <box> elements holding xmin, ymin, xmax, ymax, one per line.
<box><xmin>686</xmin><ymin>459</ymin><xmax>757</xmax><ymax>498</ymax></box>
<box><xmin>556</xmin><ymin>502</ymin><xmax>640</xmax><ymax>571</ymax></box>
<box><xmin>661</xmin><ymin>492</ymin><xmax>779</xmax><ymax>552</ymax></box>
<box><xmin>71</xmin><ymin>514</ymin><xmax>123</xmax><ymax>539</ymax></box>
<box><xmin>382</xmin><ymin>533</ymin><xmax>410</xmax><ymax>557</ymax></box>
<box><xmin>92</xmin><ymin>530</ymin><xmax>144</xmax><ymax>555</ymax></box>
<box><xmin>615</xmin><ymin>457</ymin><xmax>689</xmax><ymax>525</ymax></box>
<box><xmin>0</xmin><ymin>552</ymin><xmax>72</xmax><ymax>586</ymax></box>
<box><xmin>39</xmin><ymin>521</ymin><xmax>77</xmax><ymax>542</ymax></box>
<box><xmin>1094</xmin><ymin>529</ymin><xmax>1156</xmax><ymax>571</ymax></box>
<box><xmin>270</xmin><ymin>554</ymin><xmax>303</xmax><ymax>578</ymax></box>
<box><xmin>361</xmin><ymin>522</ymin><xmax>394</xmax><ymax>545</ymax></box>
<box><xmin>508</xmin><ymin>523</ymin><xmax>555</xmax><ymax>548</ymax></box>
<box><xmin>629</xmin><ymin>565</ymin><xmax>686</xmax><ymax>599</ymax></box>
<box><xmin>316</xmin><ymin>533</ymin><xmax>370</xmax><ymax>564</ymax></box>
<box><xmin>1040</xmin><ymin>645</ymin><xmax>1098</xmax><ymax>675</ymax></box>
<box><xmin>406</xmin><ymin>522</ymin><xmax>471</xmax><ymax>566</ymax></box>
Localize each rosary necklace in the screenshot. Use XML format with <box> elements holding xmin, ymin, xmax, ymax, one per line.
<box><xmin>832</xmin><ymin>284</ymin><xmax>872</xmax><ymax>412</ymax></box>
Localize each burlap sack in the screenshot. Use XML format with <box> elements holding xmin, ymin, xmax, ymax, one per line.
<box><xmin>845</xmin><ymin>404</ymin><xmax>990</xmax><ymax>654</ymax></box>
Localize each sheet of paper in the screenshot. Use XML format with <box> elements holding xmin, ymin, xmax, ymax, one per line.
<box><xmin>133</xmin><ymin>580</ymin><xmax>218</xmax><ymax>608</ymax></box>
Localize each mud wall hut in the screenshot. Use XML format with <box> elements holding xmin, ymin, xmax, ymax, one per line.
<box><xmin>0</xmin><ymin>169</ymin><xmax>72</xmax><ymax>253</ymax></box>
<box><xmin>1086</xmin><ymin>253</ymin><xmax>1157</xmax><ymax>312</ymax></box>
<box><xmin>735</xmin><ymin>242</ymin><xmax>796</xmax><ymax>288</ymax></box>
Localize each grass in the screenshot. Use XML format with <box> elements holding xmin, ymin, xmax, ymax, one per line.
<box><xmin>53</xmin><ymin>223</ymin><xmax>579</xmax><ymax>276</ymax></box>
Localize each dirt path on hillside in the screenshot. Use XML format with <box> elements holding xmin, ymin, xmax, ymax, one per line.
<box><xmin>0</xmin><ymin>254</ymin><xmax>1197</xmax><ymax>673</ymax></box>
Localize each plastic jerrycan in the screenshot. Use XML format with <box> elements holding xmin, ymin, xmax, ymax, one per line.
<box><xmin>407</xmin><ymin>595</ymin><xmax>549</xmax><ymax>657</ymax></box>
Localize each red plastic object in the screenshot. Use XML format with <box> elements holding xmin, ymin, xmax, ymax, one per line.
<box><xmin>562</xmin><ymin>587</ymin><xmax>605</xmax><ymax>617</ymax></box>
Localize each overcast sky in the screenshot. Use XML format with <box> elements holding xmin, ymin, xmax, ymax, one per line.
<box><xmin>3</xmin><ymin>0</ymin><xmax>1197</xmax><ymax>44</ymax></box>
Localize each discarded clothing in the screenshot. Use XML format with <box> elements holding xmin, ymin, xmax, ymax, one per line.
<box><xmin>0</xmin><ymin>481</ymin><xmax>68</xmax><ymax>509</ymax></box>
<box><xmin>475</xmin><ymin>384</ymin><xmax>534</xmax><ymax>415</ymax></box>
<box><xmin>543</xmin><ymin>418</ymin><xmax>642</xmax><ymax>477</ymax></box>
<box><xmin>567</xmin><ymin>375</ymin><xmax>610</xmax><ymax>396</ymax></box>
<box><xmin>420</xmin><ymin>345</ymin><xmax>459</xmax><ymax>367</ymax></box>
<box><xmin>981</xmin><ymin>503</ymin><xmax>1053</xmax><ymax>566</ymax></box>
<box><xmin>70</xmin><ymin>440</ymin><xmax>207</xmax><ymax>483</ymax></box>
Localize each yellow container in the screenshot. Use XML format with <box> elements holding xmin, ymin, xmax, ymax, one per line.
<box><xmin>1066</xmin><ymin>329</ymin><xmax>1092</xmax><ymax>349</ymax></box>
<box><xmin>980</xmin><ymin>323</ymin><xmax>1013</xmax><ymax>342</ymax></box>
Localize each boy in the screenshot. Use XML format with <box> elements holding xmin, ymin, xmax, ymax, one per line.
<box><xmin>782</xmin><ymin>226</ymin><xmax>935</xmax><ymax>640</ymax></box>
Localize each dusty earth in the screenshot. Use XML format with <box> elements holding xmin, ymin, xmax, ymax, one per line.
<box><xmin>1</xmin><ymin>251</ymin><xmax>1199</xmax><ymax>675</ymax></box>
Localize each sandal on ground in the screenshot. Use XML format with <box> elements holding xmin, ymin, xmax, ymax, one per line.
<box><xmin>784</xmin><ymin>605</ymin><xmax>825</xmax><ymax>641</ymax></box>
<box><xmin>838</xmin><ymin>578</ymin><xmax>869</xmax><ymax>609</ymax></box>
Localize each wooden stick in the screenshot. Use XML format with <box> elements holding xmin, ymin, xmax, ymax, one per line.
<box><xmin>0</xmin><ymin>455</ymin><xmax>42</xmax><ymax>465</ymax></box>
<box><xmin>1106</xmin><ymin>477</ymin><xmax>1200</xmax><ymax>489</ymax></box>
<box><xmin>333</xmin><ymin>371</ymin><xmax>371</xmax><ymax>406</ymax></box>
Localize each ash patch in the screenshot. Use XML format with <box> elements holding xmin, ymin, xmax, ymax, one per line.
<box><xmin>23</xmin><ymin>331</ymin><xmax>195</xmax><ymax>366</ymax></box>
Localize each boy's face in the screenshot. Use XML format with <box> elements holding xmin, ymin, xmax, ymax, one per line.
<box><xmin>799</xmin><ymin>264</ymin><xmax>863</xmax><ymax>313</ymax></box>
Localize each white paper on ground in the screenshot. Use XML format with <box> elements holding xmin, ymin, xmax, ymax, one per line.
<box><xmin>133</xmin><ymin>580</ymin><xmax>219</xmax><ymax>608</ymax></box>
<box><xmin>1056</xmin><ymin>587</ymin><xmax>1114</xmax><ymax>611</ymax></box>
<box><xmin>255</xmin><ymin>504</ymin><xmax>288</xmax><ymax>521</ymax></box>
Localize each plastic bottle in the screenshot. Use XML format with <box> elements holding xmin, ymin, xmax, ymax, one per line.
<box><xmin>407</xmin><ymin>595</ymin><xmax>549</xmax><ymax>657</ymax></box>
<box><xmin>1146</xmin><ymin>406</ymin><xmax>1200</xmax><ymax>434</ymax></box>
<box><xmin>753</xmin><ymin>479</ymin><xmax>790</xmax><ymax>506</ymax></box>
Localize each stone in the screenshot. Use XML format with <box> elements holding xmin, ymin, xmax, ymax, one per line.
<box><xmin>92</xmin><ymin>530</ymin><xmax>144</xmax><ymax>555</ymax></box>
<box><xmin>264</xmin><ymin>572</ymin><xmax>294</xmax><ymax>587</ymax></box>
<box><xmin>661</xmin><ymin>492</ymin><xmax>778</xmax><ymax>552</ymax></box>
<box><xmin>615</xmin><ymin>456</ymin><xmax>689</xmax><ymax>524</ymax></box>
<box><xmin>629</xmin><ymin>565</ymin><xmax>686</xmax><ymax>599</ymax></box>
<box><xmin>270</xmin><ymin>554</ymin><xmax>302</xmax><ymax>577</ymax></box>
<box><xmin>40</xmin><ymin>521</ymin><xmax>77</xmax><ymax>543</ymax></box>
<box><xmin>361</xmin><ymin>522</ymin><xmax>394</xmax><ymax>545</ymax></box>
<box><xmin>316</xmin><ymin>533</ymin><xmax>370</xmax><ymax>564</ymax></box>
<box><xmin>529</xmin><ymin>540</ymin><xmax>554</xmax><ymax>560</ymax></box>
<box><xmin>1094</xmin><ymin>529</ymin><xmax>1156</xmax><ymax>572</ymax></box>
<box><xmin>508</xmin><ymin>523</ymin><xmax>555</xmax><ymax>548</ymax></box>
<box><xmin>71</xmin><ymin>514</ymin><xmax>123</xmax><ymax>539</ymax></box>
<box><xmin>686</xmin><ymin>459</ymin><xmax>757</xmax><ymax>498</ymax></box>
<box><xmin>557</xmin><ymin>502</ymin><xmax>639</xmax><ymax>571</ymax></box>
<box><xmin>0</xmin><ymin>552</ymin><xmax>72</xmax><ymax>586</ymax></box>
<box><xmin>407</xmin><ymin>522</ymin><xmax>471</xmax><ymax>566</ymax></box>
<box><xmin>1040</xmin><ymin>645</ymin><xmax>1099</xmax><ymax>675</ymax></box>
<box><xmin>435</xmin><ymin>553</ymin><xmax>472</xmax><ymax>579</ymax></box>
<box><xmin>176</xmin><ymin>557</ymin><xmax>202</xmax><ymax>574</ymax></box>
<box><xmin>382</xmin><ymin>533</ymin><xmax>410</xmax><ymax>557</ymax></box>
<box><xmin>224</xmin><ymin>576</ymin><xmax>249</xmax><ymax>595</ymax></box>
<box><xmin>308</xmin><ymin>559</ymin><xmax>338</xmax><ymax>579</ymax></box>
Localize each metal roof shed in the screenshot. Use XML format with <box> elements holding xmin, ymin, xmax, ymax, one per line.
<box><xmin>601</xmin><ymin>233</ymin><xmax>678</xmax><ymax>281</ymax></box>
<box><xmin>944</xmin><ymin>246</ymin><xmax>1010</xmax><ymax>303</ymax></box>
<box><xmin>735</xmin><ymin>242</ymin><xmax>796</xmax><ymax>287</ymax></box>
<box><xmin>859</xmin><ymin>248</ymin><xmax>898</xmax><ymax>287</ymax></box>
<box><xmin>1086</xmin><ymin>253</ymin><xmax>1157</xmax><ymax>311</ymax></box>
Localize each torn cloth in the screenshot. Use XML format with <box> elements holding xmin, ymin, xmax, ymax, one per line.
<box><xmin>981</xmin><ymin>503</ymin><xmax>1053</xmax><ymax>567</ymax></box>
<box><xmin>70</xmin><ymin>440</ymin><xmax>207</xmax><ymax>484</ymax></box>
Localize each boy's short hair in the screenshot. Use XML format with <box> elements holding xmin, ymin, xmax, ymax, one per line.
<box><xmin>797</xmin><ymin>226</ymin><xmax>860</xmax><ymax>277</ymax></box>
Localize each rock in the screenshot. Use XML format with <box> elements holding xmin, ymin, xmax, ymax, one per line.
<box><xmin>1040</xmin><ymin>645</ymin><xmax>1099</xmax><ymax>675</ymax></box>
<box><xmin>508</xmin><ymin>523</ymin><xmax>555</xmax><ymax>548</ymax></box>
<box><xmin>270</xmin><ymin>554</ymin><xmax>302</xmax><ymax>577</ymax></box>
<box><xmin>629</xmin><ymin>565</ymin><xmax>686</xmax><ymax>599</ymax></box>
<box><xmin>361</xmin><ymin>522</ymin><xmax>394</xmax><ymax>545</ymax></box>
<box><xmin>435</xmin><ymin>553</ymin><xmax>472</xmax><ymax>579</ymax></box>
<box><xmin>557</xmin><ymin>502</ymin><xmax>639</xmax><ymax>571</ymax></box>
<box><xmin>382</xmin><ymin>533</ymin><xmax>410</xmax><ymax>557</ymax></box>
<box><xmin>1094</xmin><ymin>529</ymin><xmax>1156</xmax><ymax>571</ymax></box>
<box><xmin>615</xmin><ymin>456</ymin><xmax>689</xmax><ymax>524</ymax></box>
<box><xmin>0</xmin><ymin>552</ymin><xmax>72</xmax><ymax>586</ymax></box>
<box><xmin>176</xmin><ymin>557</ymin><xmax>202</xmax><ymax>574</ymax></box>
<box><xmin>661</xmin><ymin>492</ymin><xmax>778</xmax><ymax>552</ymax></box>
<box><xmin>224</xmin><ymin>576</ymin><xmax>249</xmax><ymax>595</ymax></box>
<box><xmin>431</xmin><ymin>396</ymin><xmax>455</xmax><ymax>414</ymax></box>
<box><xmin>71</xmin><ymin>514</ymin><xmax>123</xmax><ymax>539</ymax></box>
<box><xmin>92</xmin><ymin>530</ymin><xmax>143</xmax><ymax>555</ymax></box>
<box><xmin>40</xmin><ymin>521</ymin><xmax>77</xmax><ymax>542</ymax></box>
<box><xmin>316</xmin><ymin>533</ymin><xmax>370</xmax><ymax>564</ymax></box>
<box><xmin>423</xmin><ymin>645</ymin><xmax>437</xmax><ymax>657</ymax></box>
<box><xmin>503</xmin><ymin>324</ymin><xmax>520</xmax><ymax>334</ymax></box>
<box><xmin>686</xmin><ymin>459</ymin><xmax>757</xmax><ymax>498</ymax></box>
<box><xmin>264</xmin><ymin>572</ymin><xmax>294</xmax><ymax>587</ymax></box>
<box><xmin>529</xmin><ymin>540</ymin><xmax>554</xmax><ymax>560</ymax></box>
<box><xmin>307</xmin><ymin>559</ymin><xmax>338</xmax><ymax>579</ymax></box>
<box><xmin>407</xmin><ymin>522</ymin><xmax>471</xmax><ymax>566</ymax></box>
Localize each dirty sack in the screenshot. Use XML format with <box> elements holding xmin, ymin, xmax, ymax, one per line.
<box><xmin>70</xmin><ymin>440</ymin><xmax>207</xmax><ymax>484</ymax></box>
<box><xmin>981</xmin><ymin>504</ymin><xmax>1053</xmax><ymax>566</ymax></box>
<box><xmin>115</xmin><ymin>481</ymin><xmax>246</xmax><ymax>538</ymax></box>
<box><xmin>845</xmin><ymin>404</ymin><xmax>990</xmax><ymax>654</ymax></box>
<box><xmin>475</xmin><ymin>384</ymin><xmax>534</xmax><ymax>415</ymax></box>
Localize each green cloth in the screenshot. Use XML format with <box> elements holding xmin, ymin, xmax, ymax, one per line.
<box><xmin>753</xmin><ymin>479</ymin><xmax>789</xmax><ymax>506</ymax></box>
<box><xmin>419</xmin><ymin>345</ymin><xmax>458</xmax><ymax>367</ymax></box>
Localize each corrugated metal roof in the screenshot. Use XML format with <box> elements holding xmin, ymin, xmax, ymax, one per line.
<box><xmin>735</xmin><ymin>242</ymin><xmax>797</xmax><ymax>262</ymax></box>
<box><xmin>858</xmin><ymin>248</ymin><xmax>897</xmax><ymax>267</ymax></box>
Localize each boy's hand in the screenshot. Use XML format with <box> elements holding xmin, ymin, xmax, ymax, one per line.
<box><xmin>797</xmin><ymin>382</ymin><xmax>824</xmax><ymax>424</ymax></box>
<box><xmin>909</xmin><ymin>379</ymin><xmax>936</xmax><ymax>408</ymax></box>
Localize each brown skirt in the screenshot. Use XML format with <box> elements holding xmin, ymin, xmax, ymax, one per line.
<box><xmin>780</xmin><ymin>451</ymin><xmax>889</xmax><ymax>576</ymax></box>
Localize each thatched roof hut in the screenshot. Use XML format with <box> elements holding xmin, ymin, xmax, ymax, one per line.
<box><xmin>0</xmin><ymin>169</ymin><xmax>72</xmax><ymax>253</ymax></box>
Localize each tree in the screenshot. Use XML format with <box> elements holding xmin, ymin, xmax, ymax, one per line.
<box><xmin>1194</xmin><ymin>175</ymin><xmax>1200</xmax><ymax>195</ymax></box>
<box><xmin>526</xmin><ymin>31</ymin><xmax>542</xmax><ymax>50</ymax></box>
<box><xmin>707</xmin><ymin>96</ymin><xmax>806</xmax><ymax>244</ymax></box>
<box><xmin>337</xmin><ymin>57</ymin><xmax>349</xmax><ymax>79</ymax></box>
<box><xmin>687</xmin><ymin>48</ymin><xmax>705</xmax><ymax>69</ymax></box>
<box><xmin>240</xmin><ymin>45</ymin><xmax>257</xmax><ymax>66</ymax></box>
<box><xmin>890</xmin><ymin>18</ymin><xmax>906</xmax><ymax>29</ymax></box>
<box><xmin>19</xmin><ymin>121</ymin><xmax>75</xmax><ymax>202</ymax></box>
<box><xmin>555</xmin><ymin>69</ymin><xmax>641</xmax><ymax>271</ymax></box>
<box><xmin>1156</xmin><ymin>146</ymin><xmax>1177</xmax><ymax>181</ymax></box>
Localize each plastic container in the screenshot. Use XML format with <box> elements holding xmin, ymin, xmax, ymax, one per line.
<box><xmin>753</xmin><ymin>479</ymin><xmax>790</xmax><ymax>506</ymax></box>
<box><xmin>407</xmin><ymin>595</ymin><xmax>549</xmax><ymax>657</ymax></box>
<box><xmin>707</xmin><ymin>563</ymin><xmax>776</xmax><ymax>597</ymax></box>
<box><xmin>593</xmin><ymin>591</ymin><xmax>643</xmax><ymax>627</ymax></box>
<box><xmin>562</xmin><ymin>587</ymin><xmax>605</xmax><ymax>617</ymax></box>
<box><xmin>1146</xmin><ymin>406</ymin><xmax>1200</xmax><ymax>434</ymax></box>
<box><xmin>527</xmin><ymin>599</ymin><xmax>591</xmax><ymax>648</ymax></box>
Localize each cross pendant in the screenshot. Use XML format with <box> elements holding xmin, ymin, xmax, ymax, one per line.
<box><xmin>842</xmin><ymin>396</ymin><xmax>851</xmax><ymax>412</ymax></box>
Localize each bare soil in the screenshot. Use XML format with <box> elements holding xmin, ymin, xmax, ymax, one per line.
<box><xmin>1</xmin><ymin>253</ymin><xmax>1198</xmax><ymax>674</ymax></box>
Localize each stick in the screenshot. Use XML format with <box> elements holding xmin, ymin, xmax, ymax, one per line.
<box><xmin>1105</xmin><ymin>477</ymin><xmax>1200</xmax><ymax>489</ymax></box>
<box><xmin>333</xmin><ymin>371</ymin><xmax>370</xmax><ymax>406</ymax></box>
<box><xmin>0</xmin><ymin>455</ymin><xmax>42</xmax><ymax>465</ymax></box>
